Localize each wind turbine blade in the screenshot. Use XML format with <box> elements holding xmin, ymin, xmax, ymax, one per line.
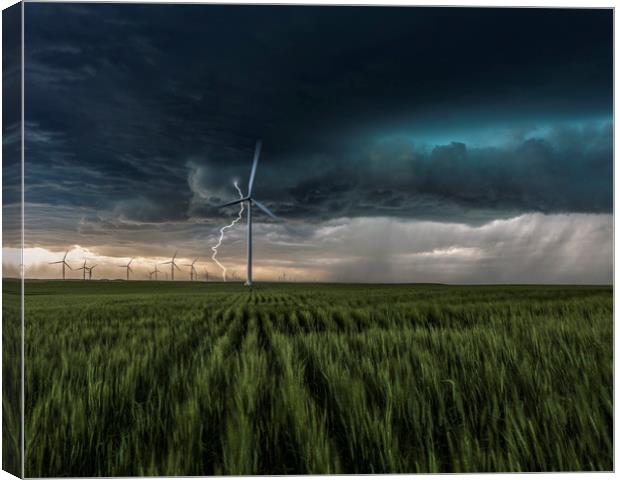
<box><xmin>128</xmin><ymin>258</ymin><xmax>134</xmax><ymax>266</ymax></box>
<box><xmin>64</xmin><ymin>262</ymin><xmax>73</xmax><ymax>270</ymax></box>
<box><xmin>49</xmin><ymin>261</ymin><xmax>63</xmax><ymax>264</ymax></box>
<box><xmin>173</xmin><ymin>251</ymin><xmax>178</xmax><ymax>260</ymax></box>
<box><xmin>253</xmin><ymin>199</ymin><xmax>279</xmax><ymax>220</ymax></box>
<box><xmin>160</xmin><ymin>261</ymin><xmax>172</xmax><ymax>264</ymax></box>
<box><xmin>216</xmin><ymin>198</ymin><xmax>248</xmax><ymax>209</ymax></box>
<box><xmin>63</xmin><ymin>250</ymin><xmax>69</xmax><ymax>261</ymax></box>
<box><xmin>174</xmin><ymin>263</ymin><xmax>181</xmax><ymax>271</ymax></box>
<box><xmin>128</xmin><ymin>266</ymin><xmax>133</xmax><ymax>273</ymax></box>
<box><xmin>248</xmin><ymin>140</ymin><xmax>262</xmax><ymax>196</ymax></box>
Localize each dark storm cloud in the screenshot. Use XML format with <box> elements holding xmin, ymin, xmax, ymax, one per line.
<box><xmin>187</xmin><ymin>121</ymin><xmax>612</xmax><ymax>225</ymax></box>
<box><xmin>23</xmin><ymin>4</ymin><xmax>612</xmax><ymax>239</ymax></box>
<box><xmin>377</xmin><ymin>122</ymin><xmax>613</xmax><ymax>217</ymax></box>
<box><xmin>113</xmin><ymin>194</ymin><xmax>191</xmax><ymax>223</ymax></box>
<box><xmin>3</xmin><ymin>3</ymin><xmax>22</xmax><ymax>212</ymax></box>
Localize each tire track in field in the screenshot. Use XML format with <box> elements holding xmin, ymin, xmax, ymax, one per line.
<box><xmin>271</xmin><ymin>292</ymin><xmax>316</xmax><ymax>334</ymax></box>
<box><xmin>150</xmin><ymin>293</ymin><xmax>246</xmax><ymax>474</ymax></box>
<box><xmin>259</xmin><ymin>290</ymin><xmax>350</xmax><ymax>471</ymax></box>
<box><xmin>196</xmin><ymin>303</ymin><xmax>250</xmax><ymax>474</ymax></box>
<box><xmin>257</xmin><ymin>310</ymin><xmax>343</xmax><ymax>474</ymax></box>
<box><xmin>294</xmin><ymin>334</ymin><xmax>402</xmax><ymax>473</ymax></box>
<box><xmin>288</xmin><ymin>292</ymin><xmax>387</xmax><ymax>335</ymax></box>
<box><xmin>284</xmin><ymin>293</ymin><xmax>350</xmax><ymax>334</ymax></box>
<box><xmin>217</xmin><ymin>313</ymin><xmax>267</xmax><ymax>475</ymax></box>
<box><xmin>162</xmin><ymin>301</ymin><xmax>247</xmax><ymax>475</ymax></box>
<box><xmin>200</xmin><ymin>293</ymin><xmax>245</xmax><ymax>324</ymax></box>
<box><xmin>254</xmin><ymin>310</ymin><xmax>296</xmax><ymax>473</ymax></box>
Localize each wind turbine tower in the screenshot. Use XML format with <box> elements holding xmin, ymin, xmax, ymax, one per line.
<box><xmin>150</xmin><ymin>264</ymin><xmax>160</xmax><ymax>281</ymax></box>
<box><xmin>119</xmin><ymin>258</ymin><xmax>134</xmax><ymax>281</ymax></box>
<box><xmin>184</xmin><ymin>258</ymin><xmax>199</xmax><ymax>281</ymax></box>
<box><xmin>161</xmin><ymin>251</ymin><xmax>180</xmax><ymax>281</ymax></box>
<box><xmin>88</xmin><ymin>265</ymin><xmax>97</xmax><ymax>280</ymax></box>
<box><xmin>49</xmin><ymin>250</ymin><xmax>72</xmax><ymax>280</ymax></box>
<box><xmin>76</xmin><ymin>260</ymin><xmax>90</xmax><ymax>280</ymax></box>
<box><xmin>217</xmin><ymin>140</ymin><xmax>278</xmax><ymax>286</ymax></box>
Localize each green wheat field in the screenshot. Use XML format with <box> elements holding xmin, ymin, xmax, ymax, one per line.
<box><xmin>2</xmin><ymin>280</ymin><xmax>613</xmax><ymax>476</ymax></box>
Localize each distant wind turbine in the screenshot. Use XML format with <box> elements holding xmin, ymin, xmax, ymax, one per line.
<box><xmin>88</xmin><ymin>265</ymin><xmax>97</xmax><ymax>280</ymax></box>
<box><xmin>49</xmin><ymin>250</ymin><xmax>72</xmax><ymax>280</ymax></box>
<box><xmin>184</xmin><ymin>258</ymin><xmax>199</xmax><ymax>281</ymax></box>
<box><xmin>150</xmin><ymin>264</ymin><xmax>160</xmax><ymax>281</ymax></box>
<box><xmin>217</xmin><ymin>140</ymin><xmax>279</xmax><ymax>286</ymax></box>
<box><xmin>119</xmin><ymin>258</ymin><xmax>134</xmax><ymax>281</ymax></box>
<box><xmin>161</xmin><ymin>251</ymin><xmax>181</xmax><ymax>281</ymax></box>
<box><xmin>75</xmin><ymin>260</ymin><xmax>92</xmax><ymax>281</ymax></box>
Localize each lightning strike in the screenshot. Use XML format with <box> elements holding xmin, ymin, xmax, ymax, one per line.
<box><xmin>211</xmin><ymin>181</ymin><xmax>245</xmax><ymax>281</ymax></box>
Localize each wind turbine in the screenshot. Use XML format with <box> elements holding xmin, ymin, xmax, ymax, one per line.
<box><xmin>204</xmin><ymin>268</ymin><xmax>209</xmax><ymax>282</ymax></box>
<box><xmin>119</xmin><ymin>258</ymin><xmax>134</xmax><ymax>281</ymax></box>
<box><xmin>217</xmin><ymin>140</ymin><xmax>278</xmax><ymax>286</ymax></box>
<box><xmin>161</xmin><ymin>251</ymin><xmax>180</xmax><ymax>281</ymax></box>
<box><xmin>88</xmin><ymin>265</ymin><xmax>97</xmax><ymax>280</ymax></box>
<box><xmin>184</xmin><ymin>258</ymin><xmax>199</xmax><ymax>281</ymax></box>
<box><xmin>150</xmin><ymin>264</ymin><xmax>160</xmax><ymax>281</ymax></box>
<box><xmin>75</xmin><ymin>260</ymin><xmax>90</xmax><ymax>281</ymax></box>
<box><xmin>49</xmin><ymin>250</ymin><xmax>72</xmax><ymax>280</ymax></box>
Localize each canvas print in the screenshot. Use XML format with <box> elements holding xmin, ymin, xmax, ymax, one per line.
<box><xmin>2</xmin><ymin>3</ymin><xmax>613</xmax><ymax>477</ymax></box>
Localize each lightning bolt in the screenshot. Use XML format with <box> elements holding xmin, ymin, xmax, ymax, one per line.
<box><xmin>211</xmin><ymin>181</ymin><xmax>245</xmax><ymax>281</ymax></box>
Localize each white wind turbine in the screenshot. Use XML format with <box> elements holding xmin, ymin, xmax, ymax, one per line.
<box><xmin>217</xmin><ymin>140</ymin><xmax>278</xmax><ymax>286</ymax></box>
<box><xmin>75</xmin><ymin>260</ymin><xmax>92</xmax><ymax>281</ymax></box>
<box><xmin>150</xmin><ymin>264</ymin><xmax>160</xmax><ymax>281</ymax></box>
<box><xmin>49</xmin><ymin>250</ymin><xmax>72</xmax><ymax>280</ymax></box>
<box><xmin>119</xmin><ymin>258</ymin><xmax>134</xmax><ymax>281</ymax></box>
<box><xmin>183</xmin><ymin>258</ymin><xmax>199</xmax><ymax>281</ymax></box>
<box><xmin>161</xmin><ymin>251</ymin><xmax>181</xmax><ymax>281</ymax></box>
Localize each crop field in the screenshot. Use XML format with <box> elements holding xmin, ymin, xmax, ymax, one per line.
<box><xmin>4</xmin><ymin>280</ymin><xmax>614</xmax><ymax>475</ymax></box>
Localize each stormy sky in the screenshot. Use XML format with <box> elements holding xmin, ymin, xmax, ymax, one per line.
<box><xmin>5</xmin><ymin>4</ymin><xmax>613</xmax><ymax>282</ymax></box>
